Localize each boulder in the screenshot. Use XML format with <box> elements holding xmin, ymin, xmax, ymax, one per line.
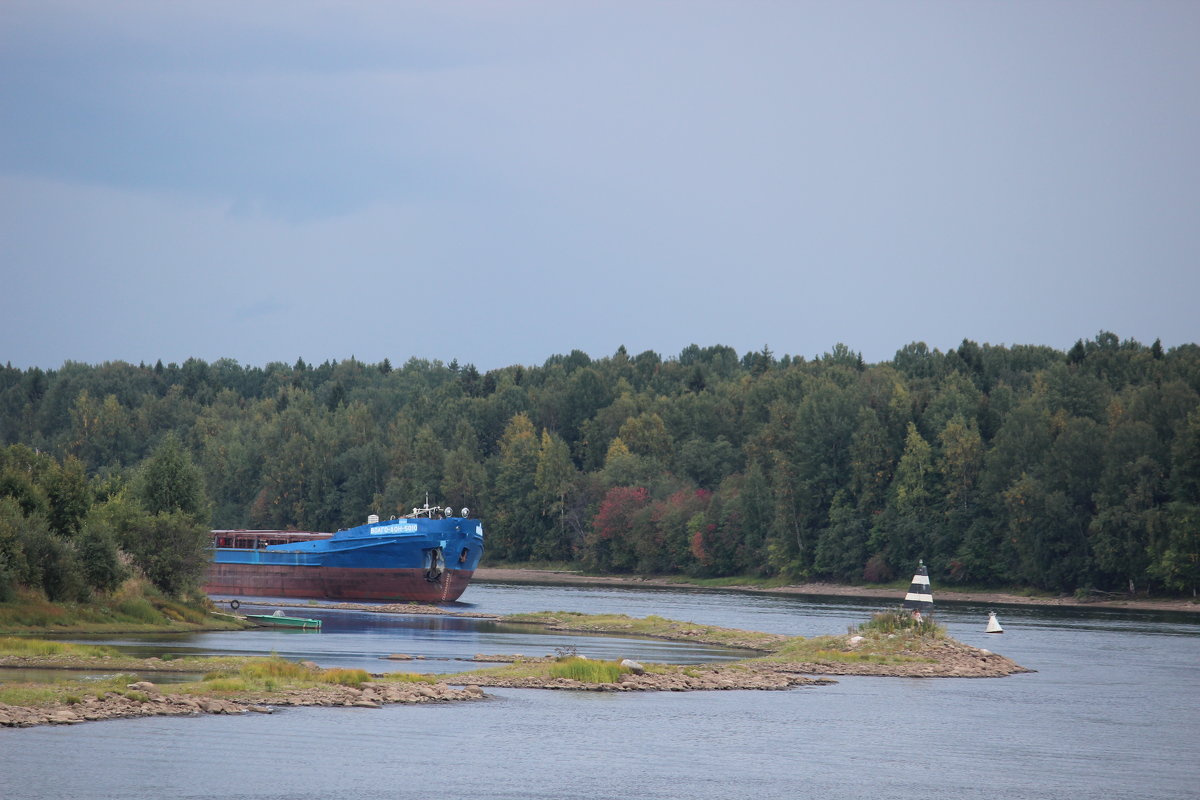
<box><xmin>619</xmin><ymin>659</ymin><xmax>645</xmax><ymax>674</ymax></box>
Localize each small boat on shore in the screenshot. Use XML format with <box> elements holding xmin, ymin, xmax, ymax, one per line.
<box><xmin>244</xmin><ymin>610</ymin><xmax>322</xmax><ymax>630</ymax></box>
<box><xmin>985</xmin><ymin>611</ymin><xmax>1004</xmax><ymax>634</ymax></box>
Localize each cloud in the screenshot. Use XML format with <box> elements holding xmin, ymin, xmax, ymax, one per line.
<box><xmin>1</xmin><ymin>2</ymin><xmax>1197</xmax><ymax>370</ymax></box>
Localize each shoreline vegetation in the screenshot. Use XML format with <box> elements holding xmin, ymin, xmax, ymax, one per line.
<box><xmin>5</xmin><ymin>338</ymin><xmax>1200</xmax><ymax>611</ymax></box>
<box><xmin>1</xmin><ymin>603</ymin><xmax>1028</xmax><ymax>728</ymax></box>
<box><xmin>473</xmin><ymin>567</ymin><xmax>1200</xmax><ymax>614</ymax></box>
<box><xmin>0</xmin><ymin>581</ymin><xmax>248</xmax><ymax>636</ymax></box>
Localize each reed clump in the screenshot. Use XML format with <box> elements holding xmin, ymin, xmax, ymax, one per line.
<box><xmin>235</xmin><ymin>658</ymin><xmax>370</xmax><ymax>688</ymax></box>
<box><xmin>547</xmin><ymin>656</ymin><xmax>626</xmax><ymax>683</ymax></box>
<box><xmin>857</xmin><ymin>609</ymin><xmax>946</xmax><ymax>638</ymax></box>
<box><xmin>319</xmin><ymin>668</ymin><xmax>371</xmax><ymax>688</ymax></box>
<box><xmin>201</xmin><ymin>676</ymin><xmax>251</xmax><ymax>692</ymax></box>
<box><xmin>380</xmin><ymin>672</ymin><xmax>439</xmax><ymax>685</ymax></box>
<box><xmin>0</xmin><ymin>637</ymin><xmax>122</xmax><ymax>659</ymax></box>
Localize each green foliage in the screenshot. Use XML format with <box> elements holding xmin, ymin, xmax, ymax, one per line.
<box><xmin>121</xmin><ymin>510</ymin><xmax>211</xmax><ymax>596</ymax></box>
<box><xmin>379</xmin><ymin>672</ymin><xmax>440</xmax><ymax>684</ymax></box>
<box><xmin>18</xmin><ymin>517</ymin><xmax>87</xmax><ymax>602</ymax></box>
<box><xmin>75</xmin><ymin>519</ymin><xmax>126</xmax><ymax>593</ymax></box>
<box><xmin>0</xmin><ymin>497</ymin><xmax>30</xmax><ymax>600</ymax></box>
<box><xmin>548</xmin><ymin>656</ymin><xmax>626</xmax><ymax>683</ymax></box>
<box><xmin>134</xmin><ymin>433</ymin><xmax>208</xmax><ymax>520</ymax></box>
<box><xmin>1</xmin><ymin>332</ymin><xmax>1199</xmax><ymax>599</ymax></box>
<box><xmin>115</xmin><ymin>595</ymin><xmax>166</xmax><ymax>624</ymax></box>
<box><xmin>235</xmin><ymin>658</ymin><xmax>370</xmax><ymax>688</ymax></box>
<box><xmin>45</xmin><ymin>455</ymin><xmax>91</xmax><ymax>536</ymax></box>
<box><xmin>857</xmin><ymin>609</ymin><xmax>946</xmax><ymax>638</ymax></box>
<box><xmin>0</xmin><ymin>637</ymin><xmax>122</xmax><ymax>658</ymax></box>
<box><xmin>320</xmin><ymin>667</ymin><xmax>372</xmax><ymax>687</ymax></box>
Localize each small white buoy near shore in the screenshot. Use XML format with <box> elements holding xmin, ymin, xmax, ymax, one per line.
<box><xmin>985</xmin><ymin>611</ymin><xmax>1004</xmax><ymax>634</ymax></box>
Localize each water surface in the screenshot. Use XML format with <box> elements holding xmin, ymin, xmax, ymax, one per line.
<box><xmin>2</xmin><ymin>581</ymin><xmax>1196</xmax><ymax>800</ymax></box>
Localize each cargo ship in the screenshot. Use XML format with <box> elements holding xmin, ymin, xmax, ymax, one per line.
<box><xmin>203</xmin><ymin>503</ymin><xmax>484</xmax><ymax>603</ymax></box>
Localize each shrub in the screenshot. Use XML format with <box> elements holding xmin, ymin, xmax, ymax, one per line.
<box><xmin>19</xmin><ymin>521</ymin><xmax>87</xmax><ymax>602</ymax></box>
<box><xmin>76</xmin><ymin>520</ymin><xmax>126</xmax><ymax>594</ymax></box>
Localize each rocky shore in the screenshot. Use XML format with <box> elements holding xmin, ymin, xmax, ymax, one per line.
<box><xmin>464</xmin><ymin>663</ymin><xmax>835</xmax><ymax>692</ymax></box>
<box><xmin>0</xmin><ymin>678</ymin><xmax>484</xmax><ymax>728</ymax></box>
<box><xmin>464</xmin><ymin>630</ymin><xmax>1028</xmax><ymax>693</ymax></box>
<box><xmin>1</xmin><ymin>605</ymin><xmax>1030</xmax><ymax>729</ymax></box>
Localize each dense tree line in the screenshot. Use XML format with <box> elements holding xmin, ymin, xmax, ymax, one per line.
<box><xmin>2</xmin><ymin>332</ymin><xmax>1199</xmax><ymax>599</ymax></box>
<box><xmin>0</xmin><ymin>436</ymin><xmax>210</xmax><ymax>601</ymax></box>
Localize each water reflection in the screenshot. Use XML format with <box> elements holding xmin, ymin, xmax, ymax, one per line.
<box><xmin>59</xmin><ymin>604</ymin><xmax>757</xmax><ymax>674</ymax></box>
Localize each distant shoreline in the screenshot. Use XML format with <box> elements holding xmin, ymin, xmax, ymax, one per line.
<box><xmin>473</xmin><ymin>568</ymin><xmax>1200</xmax><ymax>615</ymax></box>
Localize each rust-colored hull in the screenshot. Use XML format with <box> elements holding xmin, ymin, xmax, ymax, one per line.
<box><xmin>203</xmin><ymin>563</ymin><xmax>475</xmax><ymax>603</ymax></box>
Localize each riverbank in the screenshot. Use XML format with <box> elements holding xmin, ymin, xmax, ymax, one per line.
<box><xmin>0</xmin><ymin>608</ymin><xmax>1030</xmax><ymax>727</ymax></box>
<box><xmin>474</xmin><ymin>568</ymin><xmax>1200</xmax><ymax>614</ymax></box>
<box><xmin>0</xmin><ymin>678</ymin><xmax>483</xmax><ymax>728</ymax></box>
<box><xmin>0</xmin><ymin>582</ymin><xmax>248</xmax><ymax>635</ymax></box>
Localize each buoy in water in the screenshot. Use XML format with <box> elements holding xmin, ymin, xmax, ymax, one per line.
<box><xmin>985</xmin><ymin>611</ymin><xmax>1004</xmax><ymax>634</ymax></box>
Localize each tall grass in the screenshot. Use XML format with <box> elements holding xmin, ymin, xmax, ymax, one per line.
<box><xmin>548</xmin><ymin>657</ymin><xmax>626</xmax><ymax>683</ymax></box>
<box><xmin>0</xmin><ymin>637</ymin><xmax>121</xmax><ymax>658</ymax></box>
<box><xmin>857</xmin><ymin>609</ymin><xmax>945</xmax><ymax>638</ymax></box>
<box><xmin>235</xmin><ymin>658</ymin><xmax>370</xmax><ymax>689</ymax></box>
<box><xmin>379</xmin><ymin>672</ymin><xmax>439</xmax><ymax>685</ymax></box>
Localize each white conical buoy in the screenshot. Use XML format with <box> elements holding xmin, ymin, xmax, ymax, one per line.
<box><xmin>985</xmin><ymin>611</ymin><xmax>1004</xmax><ymax>633</ymax></box>
<box><xmin>902</xmin><ymin>560</ymin><xmax>933</xmax><ymax>617</ymax></box>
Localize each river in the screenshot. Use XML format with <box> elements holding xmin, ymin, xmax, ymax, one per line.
<box><xmin>2</xmin><ymin>580</ymin><xmax>1198</xmax><ymax>800</ymax></box>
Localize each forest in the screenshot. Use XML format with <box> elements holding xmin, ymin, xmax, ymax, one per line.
<box><xmin>2</xmin><ymin>332</ymin><xmax>1199</xmax><ymax>602</ymax></box>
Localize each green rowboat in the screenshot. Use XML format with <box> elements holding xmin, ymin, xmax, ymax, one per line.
<box><xmin>244</xmin><ymin>610</ymin><xmax>322</xmax><ymax>630</ymax></box>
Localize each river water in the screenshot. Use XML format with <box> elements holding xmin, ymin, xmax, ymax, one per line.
<box><xmin>2</xmin><ymin>581</ymin><xmax>1198</xmax><ymax>800</ymax></box>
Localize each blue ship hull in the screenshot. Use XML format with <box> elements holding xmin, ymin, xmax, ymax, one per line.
<box><xmin>204</xmin><ymin>514</ymin><xmax>484</xmax><ymax>603</ymax></box>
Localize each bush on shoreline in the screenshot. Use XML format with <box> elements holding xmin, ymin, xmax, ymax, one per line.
<box><xmin>0</xmin><ymin>579</ymin><xmax>239</xmax><ymax>634</ymax></box>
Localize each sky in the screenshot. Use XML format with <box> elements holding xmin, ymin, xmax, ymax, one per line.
<box><xmin>2</xmin><ymin>1</ymin><xmax>1198</xmax><ymax>372</ymax></box>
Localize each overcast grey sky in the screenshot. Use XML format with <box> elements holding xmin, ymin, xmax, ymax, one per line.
<box><xmin>2</xmin><ymin>1</ymin><xmax>1197</xmax><ymax>371</ymax></box>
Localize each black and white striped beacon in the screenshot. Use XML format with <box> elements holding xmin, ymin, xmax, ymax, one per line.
<box><xmin>902</xmin><ymin>560</ymin><xmax>934</xmax><ymax>617</ymax></box>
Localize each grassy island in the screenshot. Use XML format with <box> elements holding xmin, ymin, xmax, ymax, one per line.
<box><xmin>0</xmin><ymin>609</ymin><xmax>1029</xmax><ymax>728</ymax></box>
<box><xmin>462</xmin><ymin>609</ymin><xmax>1028</xmax><ymax>689</ymax></box>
